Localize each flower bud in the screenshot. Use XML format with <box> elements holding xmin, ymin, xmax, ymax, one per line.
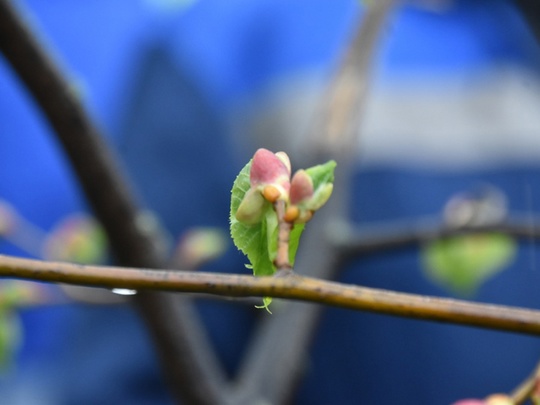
<box><xmin>290</xmin><ymin>170</ymin><xmax>314</xmax><ymax>205</ymax></box>
<box><xmin>275</xmin><ymin>151</ymin><xmax>291</xmax><ymax>176</ymax></box>
<box><xmin>295</xmin><ymin>210</ymin><xmax>313</xmax><ymax>224</ymax></box>
<box><xmin>263</xmin><ymin>185</ymin><xmax>281</xmax><ymax>203</ymax></box>
<box><xmin>174</xmin><ymin>228</ymin><xmax>227</xmax><ymax>268</ymax></box>
<box><xmin>284</xmin><ymin>205</ymin><xmax>300</xmax><ymax>223</ymax></box>
<box><xmin>235</xmin><ymin>188</ymin><xmax>267</xmax><ymax>224</ymax></box>
<box><xmin>307</xmin><ymin>183</ymin><xmax>333</xmax><ymax>211</ymax></box>
<box><xmin>250</xmin><ymin>148</ymin><xmax>290</xmax><ymax>192</ymax></box>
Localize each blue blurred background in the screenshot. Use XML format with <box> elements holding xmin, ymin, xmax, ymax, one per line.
<box><xmin>1</xmin><ymin>0</ymin><xmax>540</xmax><ymax>403</ymax></box>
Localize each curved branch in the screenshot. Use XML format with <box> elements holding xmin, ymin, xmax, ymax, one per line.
<box><xmin>0</xmin><ymin>2</ymin><xmax>225</xmax><ymax>404</ymax></box>
<box><xmin>1</xmin><ymin>254</ymin><xmax>540</xmax><ymax>336</ymax></box>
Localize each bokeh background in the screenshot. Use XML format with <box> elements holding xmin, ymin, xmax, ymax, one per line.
<box><xmin>1</xmin><ymin>0</ymin><xmax>540</xmax><ymax>403</ymax></box>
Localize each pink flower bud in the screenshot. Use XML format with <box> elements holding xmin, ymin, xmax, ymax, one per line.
<box><xmin>275</xmin><ymin>151</ymin><xmax>291</xmax><ymax>176</ymax></box>
<box><xmin>452</xmin><ymin>400</ymin><xmax>486</xmax><ymax>405</ymax></box>
<box><xmin>290</xmin><ymin>170</ymin><xmax>314</xmax><ymax>204</ymax></box>
<box><xmin>250</xmin><ymin>148</ymin><xmax>290</xmax><ymax>194</ymax></box>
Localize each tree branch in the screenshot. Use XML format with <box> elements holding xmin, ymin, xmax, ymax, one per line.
<box><xmin>1</xmin><ymin>254</ymin><xmax>539</xmax><ymax>336</ymax></box>
<box><xmin>310</xmin><ymin>0</ymin><xmax>394</xmax><ymax>156</ymax></box>
<box><xmin>335</xmin><ymin>214</ymin><xmax>540</xmax><ymax>257</ymax></box>
<box><xmin>512</xmin><ymin>360</ymin><xmax>540</xmax><ymax>404</ymax></box>
<box><xmin>0</xmin><ymin>2</ymin><xmax>226</xmax><ymax>403</ymax></box>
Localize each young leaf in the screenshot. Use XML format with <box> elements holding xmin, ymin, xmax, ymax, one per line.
<box><xmin>255</xmin><ymin>296</ymin><xmax>273</xmax><ymax>313</ymax></box>
<box><xmin>230</xmin><ymin>160</ymin><xmax>275</xmax><ymax>277</ymax></box>
<box><xmin>289</xmin><ymin>223</ymin><xmax>305</xmax><ymax>266</ymax></box>
<box><xmin>421</xmin><ymin>233</ymin><xmax>516</xmax><ymax>296</ymax></box>
<box><xmin>305</xmin><ymin>160</ymin><xmax>336</xmax><ymax>190</ymax></box>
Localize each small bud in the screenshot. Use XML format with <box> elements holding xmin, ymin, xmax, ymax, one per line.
<box><xmin>174</xmin><ymin>228</ymin><xmax>228</xmax><ymax>268</ymax></box>
<box><xmin>275</xmin><ymin>151</ymin><xmax>291</xmax><ymax>176</ymax></box>
<box><xmin>235</xmin><ymin>188</ymin><xmax>267</xmax><ymax>224</ymax></box>
<box><xmin>295</xmin><ymin>210</ymin><xmax>313</xmax><ymax>224</ymax></box>
<box><xmin>284</xmin><ymin>205</ymin><xmax>299</xmax><ymax>223</ymax></box>
<box><xmin>290</xmin><ymin>170</ymin><xmax>314</xmax><ymax>205</ymax></box>
<box><xmin>263</xmin><ymin>185</ymin><xmax>281</xmax><ymax>203</ymax></box>
<box><xmin>44</xmin><ymin>215</ymin><xmax>107</xmax><ymax>264</ymax></box>
<box><xmin>307</xmin><ymin>183</ymin><xmax>333</xmax><ymax>211</ymax></box>
<box><xmin>250</xmin><ymin>148</ymin><xmax>290</xmax><ymax>190</ymax></box>
<box><xmin>451</xmin><ymin>400</ymin><xmax>486</xmax><ymax>405</ymax></box>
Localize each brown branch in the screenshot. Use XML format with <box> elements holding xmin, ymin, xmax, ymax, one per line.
<box><xmin>512</xmin><ymin>360</ymin><xmax>540</xmax><ymax>404</ymax></box>
<box><xmin>310</xmin><ymin>0</ymin><xmax>395</xmax><ymax>156</ymax></box>
<box><xmin>335</xmin><ymin>214</ymin><xmax>540</xmax><ymax>257</ymax></box>
<box><xmin>273</xmin><ymin>200</ymin><xmax>293</xmax><ymax>270</ymax></box>
<box><xmin>0</xmin><ymin>2</ymin><xmax>225</xmax><ymax>404</ymax></box>
<box><xmin>1</xmin><ymin>254</ymin><xmax>540</xmax><ymax>336</ymax></box>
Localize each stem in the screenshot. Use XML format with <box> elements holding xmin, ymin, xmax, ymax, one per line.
<box><xmin>234</xmin><ymin>202</ymin><xmax>343</xmax><ymax>404</ymax></box>
<box><xmin>1</xmin><ymin>254</ymin><xmax>540</xmax><ymax>336</ymax></box>
<box><xmin>512</xmin><ymin>360</ymin><xmax>540</xmax><ymax>404</ymax></box>
<box><xmin>274</xmin><ymin>200</ymin><xmax>293</xmax><ymax>270</ymax></box>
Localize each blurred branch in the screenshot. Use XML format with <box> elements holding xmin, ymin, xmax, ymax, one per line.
<box><xmin>513</xmin><ymin>0</ymin><xmax>540</xmax><ymax>44</ymax></box>
<box><xmin>512</xmin><ymin>360</ymin><xmax>540</xmax><ymax>404</ymax></box>
<box><xmin>1</xmin><ymin>254</ymin><xmax>540</xmax><ymax>336</ymax></box>
<box><xmin>335</xmin><ymin>214</ymin><xmax>540</xmax><ymax>257</ymax></box>
<box><xmin>311</xmin><ymin>0</ymin><xmax>394</xmax><ymax>156</ymax></box>
<box><xmin>0</xmin><ymin>2</ymin><xmax>226</xmax><ymax>404</ymax></box>
<box><xmin>233</xmin><ymin>2</ymin><xmax>397</xmax><ymax>403</ymax></box>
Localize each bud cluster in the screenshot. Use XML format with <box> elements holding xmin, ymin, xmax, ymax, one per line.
<box><xmin>235</xmin><ymin>148</ymin><xmax>333</xmax><ymax>225</ymax></box>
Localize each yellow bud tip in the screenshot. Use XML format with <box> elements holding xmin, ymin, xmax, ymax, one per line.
<box><xmin>262</xmin><ymin>185</ymin><xmax>281</xmax><ymax>203</ymax></box>
<box><xmin>284</xmin><ymin>205</ymin><xmax>300</xmax><ymax>223</ymax></box>
<box><xmin>485</xmin><ymin>394</ymin><xmax>513</xmax><ymax>405</ymax></box>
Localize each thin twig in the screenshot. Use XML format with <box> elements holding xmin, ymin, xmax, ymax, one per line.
<box><xmin>0</xmin><ymin>2</ymin><xmax>226</xmax><ymax>403</ymax></box>
<box><xmin>512</xmin><ymin>360</ymin><xmax>540</xmax><ymax>404</ymax></box>
<box><xmin>311</xmin><ymin>0</ymin><xmax>394</xmax><ymax>156</ymax></box>
<box><xmin>335</xmin><ymin>214</ymin><xmax>540</xmax><ymax>257</ymax></box>
<box><xmin>1</xmin><ymin>254</ymin><xmax>539</xmax><ymax>336</ymax></box>
<box><xmin>274</xmin><ymin>200</ymin><xmax>293</xmax><ymax>270</ymax></box>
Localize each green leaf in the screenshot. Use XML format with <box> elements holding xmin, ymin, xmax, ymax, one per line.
<box><xmin>305</xmin><ymin>160</ymin><xmax>336</xmax><ymax>191</ymax></box>
<box><xmin>255</xmin><ymin>297</ymin><xmax>273</xmax><ymax>313</ymax></box>
<box><xmin>289</xmin><ymin>223</ymin><xmax>305</xmax><ymax>266</ymax></box>
<box><xmin>230</xmin><ymin>160</ymin><xmax>275</xmax><ymax>278</ymax></box>
<box><xmin>421</xmin><ymin>233</ymin><xmax>517</xmax><ymax>296</ymax></box>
